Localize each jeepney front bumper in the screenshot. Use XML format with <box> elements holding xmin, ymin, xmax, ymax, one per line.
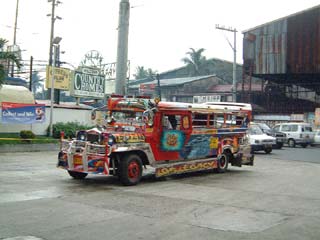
<box><xmin>57</xmin><ymin>140</ymin><xmax>111</xmax><ymax>174</ymax></box>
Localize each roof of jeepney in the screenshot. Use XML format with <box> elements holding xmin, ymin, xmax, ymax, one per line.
<box><xmin>158</xmin><ymin>101</ymin><xmax>252</xmax><ymax>112</ymax></box>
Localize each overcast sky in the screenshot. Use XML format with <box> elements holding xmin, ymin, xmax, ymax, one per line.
<box><xmin>1</xmin><ymin>0</ymin><xmax>319</xmax><ymax>78</ymax></box>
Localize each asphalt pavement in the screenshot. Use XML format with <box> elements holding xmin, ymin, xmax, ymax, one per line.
<box><xmin>0</xmin><ymin>148</ymin><xmax>320</xmax><ymax>240</ymax></box>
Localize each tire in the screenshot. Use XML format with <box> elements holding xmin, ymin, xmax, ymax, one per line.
<box><xmin>264</xmin><ymin>147</ymin><xmax>272</xmax><ymax>154</ymax></box>
<box><xmin>301</xmin><ymin>143</ymin><xmax>308</xmax><ymax>148</ymax></box>
<box><xmin>216</xmin><ymin>153</ymin><xmax>229</xmax><ymax>173</ymax></box>
<box><xmin>119</xmin><ymin>154</ymin><xmax>143</xmax><ymax>186</ymax></box>
<box><xmin>276</xmin><ymin>142</ymin><xmax>283</xmax><ymax>149</ymax></box>
<box><xmin>288</xmin><ymin>139</ymin><xmax>296</xmax><ymax>148</ymax></box>
<box><xmin>68</xmin><ymin>170</ymin><xmax>88</xmax><ymax>179</ymax></box>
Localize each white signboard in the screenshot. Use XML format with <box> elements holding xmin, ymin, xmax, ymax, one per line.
<box><xmin>193</xmin><ymin>95</ymin><xmax>221</xmax><ymax>103</ymax></box>
<box><xmin>103</xmin><ymin>61</ymin><xmax>130</xmax><ymax>80</ymax></box>
<box><xmin>71</xmin><ymin>67</ymin><xmax>105</xmax><ymax>99</ymax></box>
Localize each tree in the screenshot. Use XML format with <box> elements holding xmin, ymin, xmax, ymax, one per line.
<box><xmin>0</xmin><ymin>38</ymin><xmax>21</xmax><ymax>86</ymax></box>
<box><xmin>181</xmin><ymin>48</ymin><xmax>207</xmax><ymax>76</ymax></box>
<box><xmin>31</xmin><ymin>71</ymin><xmax>44</xmax><ymax>94</ymax></box>
<box><xmin>133</xmin><ymin>66</ymin><xmax>157</xmax><ymax>79</ymax></box>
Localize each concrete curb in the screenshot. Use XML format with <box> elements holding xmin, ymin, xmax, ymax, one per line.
<box><xmin>0</xmin><ymin>143</ymin><xmax>59</xmax><ymax>153</ymax></box>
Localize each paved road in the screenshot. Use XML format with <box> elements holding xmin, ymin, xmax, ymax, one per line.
<box><xmin>0</xmin><ymin>149</ymin><xmax>320</xmax><ymax>240</ymax></box>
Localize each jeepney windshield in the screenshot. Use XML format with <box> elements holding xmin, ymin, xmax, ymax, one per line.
<box><xmin>108</xmin><ymin>110</ymin><xmax>144</xmax><ymax>124</ymax></box>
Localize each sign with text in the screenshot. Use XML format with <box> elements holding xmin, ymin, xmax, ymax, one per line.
<box><xmin>103</xmin><ymin>61</ymin><xmax>130</xmax><ymax>80</ymax></box>
<box><xmin>1</xmin><ymin>102</ymin><xmax>45</xmax><ymax>124</ymax></box>
<box><xmin>71</xmin><ymin>67</ymin><xmax>105</xmax><ymax>99</ymax></box>
<box><xmin>45</xmin><ymin>65</ymin><xmax>71</xmax><ymax>90</ymax></box>
<box><xmin>193</xmin><ymin>95</ymin><xmax>221</xmax><ymax>103</ymax></box>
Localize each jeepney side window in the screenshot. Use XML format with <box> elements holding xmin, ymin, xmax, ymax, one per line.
<box><xmin>192</xmin><ymin>113</ymin><xmax>207</xmax><ymax>127</ymax></box>
<box><xmin>225</xmin><ymin>114</ymin><xmax>236</xmax><ymax>126</ymax></box>
<box><xmin>213</xmin><ymin>113</ymin><xmax>224</xmax><ymax>128</ymax></box>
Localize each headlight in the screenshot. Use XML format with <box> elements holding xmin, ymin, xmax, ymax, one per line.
<box><xmin>76</xmin><ymin>131</ymin><xmax>87</xmax><ymax>141</ymax></box>
<box><xmin>108</xmin><ymin>136</ymin><xmax>115</xmax><ymax>145</ymax></box>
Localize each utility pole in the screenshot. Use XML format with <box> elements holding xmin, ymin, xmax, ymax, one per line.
<box><xmin>216</xmin><ymin>24</ymin><xmax>237</xmax><ymax>102</ymax></box>
<box><xmin>29</xmin><ymin>56</ymin><xmax>33</xmax><ymax>91</ymax></box>
<box><xmin>115</xmin><ymin>0</ymin><xmax>130</xmax><ymax>95</ymax></box>
<box><xmin>11</xmin><ymin>0</ymin><xmax>19</xmax><ymax>77</ymax></box>
<box><xmin>47</xmin><ymin>0</ymin><xmax>62</xmax><ymax>102</ymax></box>
<box><xmin>48</xmin><ymin>0</ymin><xmax>56</xmax><ymax>66</ymax></box>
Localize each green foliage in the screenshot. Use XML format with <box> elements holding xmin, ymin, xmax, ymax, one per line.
<box><xmin>134</xmin><ymin>66</ymin><xmax>158</xmax><ymax>79</ymax></box>
<box><xmin>181</xmin><ymin>48</ymin><xmax>207</xmax><ymax>76</ymax></box>
<box><xmin>0</xmin><ymin>38</ymin><xmax>22</xmax><ymax>86</ymax></box>
<box><xmin>20</xmin><ymin>130</ymin><xmax>35</xmax><ymax>139</ymax></box>
<box><xmin>48</xmin><ymin>122</ymin><xmax>93</xmax><ymax>139</ymax></box>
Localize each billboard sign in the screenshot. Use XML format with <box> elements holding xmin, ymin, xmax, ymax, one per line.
<box><xmin>1</xmin><ymin>102</ymin><xmax>45</xmax><ymax>124</ymax></box>
<box><xmin>45</xmin><ymin>66</ymin><xmax>71</xmax><ymax>90</ymax></box>
<box><xmin>71</xmin><ymin>67</ymin><xmax>105</xmax><ymax>99</ymax></box>
<box><xmin>103</xmin><ymin>61</ymin><xmax>130</xmax><ymax>80</ymax></box>
<box><xmin>193</xmin><ymin>95</ymin><xmax>221</xmax><ymax>103</ymax></box>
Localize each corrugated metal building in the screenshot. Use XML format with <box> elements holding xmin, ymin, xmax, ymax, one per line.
<box><xmin>242</xmin><ymin>5</ymin><xmax>320</xmax><ymax>113</ymax></box>
<box><xmin>243</xmin><ymin>4</ymin><xmax>320</xmax><ymax>78</ymax></box>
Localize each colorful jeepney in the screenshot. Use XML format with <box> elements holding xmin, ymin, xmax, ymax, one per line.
<box><xmin>57</xmin><ymin>96</ymin><xmax>254</xmax><ymax>185</ymax></box>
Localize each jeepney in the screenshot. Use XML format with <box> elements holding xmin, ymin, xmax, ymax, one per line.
<box><xmin>57</xmin><ymin>96</ymin><xmax>254</xmax><ymax>185</ymax></box>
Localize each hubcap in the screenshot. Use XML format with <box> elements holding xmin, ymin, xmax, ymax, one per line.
<box><xmin>128</xmin><ymin>161</ymin><xmax>140</xmax><ymax>179</ymax></box>
<box><xmin>220</xmin><ymin>156</ymin><xmax>226</xmax><ymax>168</ymax></box>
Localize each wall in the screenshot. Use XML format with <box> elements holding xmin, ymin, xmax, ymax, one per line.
<box><xmin>0</xmin><ymin>106</ymin><xmax>93</xmax><ymax>135</ymax></box>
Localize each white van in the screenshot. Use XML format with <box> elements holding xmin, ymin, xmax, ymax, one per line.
<box><xmin>248</xmin><ymin>123</ymin><xmax>276</xmax><ymax>154</ymax></box>
<box><xmin>273</xmin><ymin>122</ymin><xmax>314</xmax><ymax>148</ymax></box>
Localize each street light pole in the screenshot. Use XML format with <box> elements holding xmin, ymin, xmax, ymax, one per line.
<box><xmin>49</xmin><ymin>37</ymin><xmax>62</xmax><ymax>137</ymax></box>
<box><xmin>11</xmin><ymin>0</ymin><xmax>19</xmax><ymax>77</ymax></box>
<box><xmin>215</xmin><ymin>24</ymin><xmax>237</xmax><ymax>102</ymax></box>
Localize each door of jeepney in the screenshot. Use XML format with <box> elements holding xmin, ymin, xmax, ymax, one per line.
<box><xmin>152</xmin><ymin>111</ymin><xmax>192</xmax><ymax>161</ymax></box>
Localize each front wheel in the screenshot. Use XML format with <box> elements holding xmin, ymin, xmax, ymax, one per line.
<box><xmin>276</xmin><ymin>142</ymin><xmax>283</xmax><ymax>149</ymax></box>
<box><xmin>68</xmin><ymin>170</ymin><xmax>88</xmax><ymax>179</ymax></box>
<box><xmin>119</xmin><ymin>154</ymin><xmax>143</xmax><ymax>186</ymax></box>
<box><xmin>288</xmin><ymin>139</ymin><xmax>296</xmax><ymax>148</ymax></box>
<box><xmin>216</xmin><ymin>153</ymin><xmax>229</xmax><ymax>173</ymax></box>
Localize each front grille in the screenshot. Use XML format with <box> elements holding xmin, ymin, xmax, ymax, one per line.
<box><xmin>262</xmin><ymin>140</ymin><xmax>274</xmax><ymax>143</ymax></box>
<box><xmin>87</xmin><ymin>133</ymin><xmax>100</xmax><ymax>143</ymax></box>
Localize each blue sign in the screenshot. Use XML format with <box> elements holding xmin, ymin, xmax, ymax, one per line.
<box><xmin>1</xmin><ymin>102</ymin><xmax>46</xmax><ymax>124</ymax></box>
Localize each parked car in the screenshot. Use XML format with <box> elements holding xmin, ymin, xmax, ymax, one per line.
<box><xmin>273</xmin><ymin>122</ymin><xmax>314</xmax><ymax>148</ymax></box>
<box><xmin>254</xmin><ymin>122</ymin><xmax>286</xmax><ymax>149</ymax></box>
<box><xmin>311</xmin><ymin>129</ymin><xmax>320</xmax><ymax>146</ymax></box>
<box><xmin>248</xmin><ymin>123</ymin><xmax>276</xmax><ymax>154</ymax></box>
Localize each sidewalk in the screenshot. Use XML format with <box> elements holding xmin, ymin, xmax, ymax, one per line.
<box><xmin>0</xmin><ymin>143</ymin><xmax>59</xmax><ymax>153</ymax></box>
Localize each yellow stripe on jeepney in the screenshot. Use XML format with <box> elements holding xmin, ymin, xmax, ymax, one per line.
<box><xmin>115</xmin><ymin>134</ymin><xmax>145</xmax><ymax>143</ymax></box>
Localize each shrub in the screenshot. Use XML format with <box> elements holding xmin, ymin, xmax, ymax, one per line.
<box><xmin>47</xmin><ymin>122</ymin><xmax>93</xmax><ymax>139</ymax></box>
<box><xmin>20</xmin><ymin>130</ymin><xmax>35</xmax><ymax>139</ymax></box>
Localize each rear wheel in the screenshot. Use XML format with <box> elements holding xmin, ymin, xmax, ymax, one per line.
<box><xmin>68</xmin><ymin>170</ymin><xmax>88</xmax><ymax>179</ymax></box>
<box><xmin>216</xmin><ymin>153</ymin><xmax>229</xmax><ymax>173</ymax></box>
<box><xmin>119</xmin><ymin>154</ymin><xmax>143</xmax><ymax>186</ymax></box>
<box><xmin>288</xmin><ymin>139</ymin><xmax>296</xmax><ymax>148</ymax></box>
<box><xmin>264</xmin><ymin>147</ymin><xmax>272</xmax><ymax>154</ymax></box>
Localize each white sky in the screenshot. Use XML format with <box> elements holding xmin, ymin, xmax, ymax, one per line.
<box><xmin>1</xmin><ymin>0</ymin><xmax>319</xmax><ymax>78</ymax></box>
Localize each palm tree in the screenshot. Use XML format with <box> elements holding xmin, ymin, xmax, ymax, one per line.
<box><xmin>134</xmin><ymin>66</ymin><xmax>157</xmax><ymax>79</ymax></box>
<box><xmin>181</xmin><ymin>48</ymin><xmax>207</xmax><ymax>76</ymax></box>
<box><xmin>0</xmin><ymin>38</ymin><xmax>21</xmax><ymax>86</ymax></box>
